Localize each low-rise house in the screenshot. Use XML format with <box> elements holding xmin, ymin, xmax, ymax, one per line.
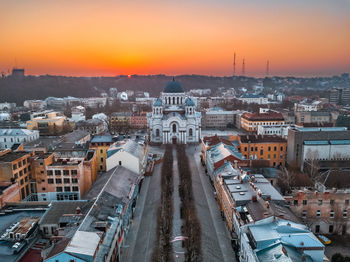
<box><xmin>0</xmin><ymin>128</ymin><xmax>39</xmax><ymax>149</ymax></box>
<box><xmin>106</xmin><ymin>139</ymin><xmax>147</xmax><ymax>174</ymax></box>
<box><xmin>70</xmin><ymin>106</ymin><xmax>86</xmax><ymax>122</ymax></box>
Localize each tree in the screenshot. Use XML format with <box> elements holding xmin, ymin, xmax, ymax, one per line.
<box><xmin>304</xmin><ymin>149</ymin><xmax>321</xmax><ymax>182</ymax></box>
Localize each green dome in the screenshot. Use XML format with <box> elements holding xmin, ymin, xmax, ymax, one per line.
<box><xmin>163</xmin><ymin>79</ymin><xmax>184</xmax><ymax>93</ymax></box>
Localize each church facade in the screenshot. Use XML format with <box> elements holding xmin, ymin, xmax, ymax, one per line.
<box><xmin>148</xmin><ymin>79</ymin><xmax>201</xmax><ymax>144</ymax></box>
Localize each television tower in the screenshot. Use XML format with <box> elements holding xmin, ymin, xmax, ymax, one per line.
<box><xmin>266</xmin><ymin>60</ymin><xmax>270</xmax><ymax>76</ymax></box>
<box><xmin>242</xmin><ymin>58</ymin><xmax>245</xmax><ymax>76</ymax></box>
<box><xmin>233</xmin><ymin>52</ymin><xmax>236</xmax><ymax>76</ymax></box>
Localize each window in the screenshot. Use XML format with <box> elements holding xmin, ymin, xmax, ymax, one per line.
<box><xmin>72</xmin><ymin>178</ymin><xmax>78</xmax><ymax>184</ymax></box>
<box><xmin>343</xmin><ymin>210</ymin><xmax>348</xmax><ymax>218</ymax></box>
<box><xmin>303</xmin><ymin>200</ymin><xmax>307</xmax><ymax>205</ymax></box>
<box><xmin>14</xmin><ymin>173</ymin><xmax>18</xmax><ymax>179</ymax></box>
<box><xmin>24</xmin><ymin>168</ymin><xmax>27</xmax><ymax>174</ymax></box>
<box><xmin>47</xmin><ymin>170</ymin><xmax>53</xmax><ymax>176</ymax></box>
<box><xmin>189</xmin><ymin>128</ymin><xmax>193</xmax><ymax>136</ymax></box>
<box><xmin>64</xmin><ymin>186</ymin><xmax>71</xmax><ymax>192</ymax></box>
<box><xmin>330</xmin><ymin>210</ymin><xmax>334</xmax><ymax>218</ymax></box>
<box><xmin>20</xmin><ymin>179</ymin><xmax>24</xmax><ymax>185</ymax></box>
<box><xmin>25</xmin><ymin>176</ymin><xmax>28</xmax><ymax>182</ymax></box>
<box><xmin>48</xmin><ymin>179</ymin><xmax>54</xmax><ymax>184</ymax></box>
<box><xmin>315</xmin><ymin>225</ymin><xmax>320</xmax><ymax>233</ymax></box>
<box><xmin>22</xmin><ymin>159</ymin><xmax>26</xmax><ymax>165</ymax></box>
<box><xmin>19</xmin><ymin>170</ymin><xmax>23</xmax><ymax>177</ymax></box>
<box><xmin>274</xmin><ymin>146</ymin><xmax>277</xmax><ymax>151</ymax></box>
<box><xmin>293</xmin><ymin>200</ymin><xmax>298</xmax><ymax>205</ymax></box>
<box><xmin>318</xmin><ymin>199</ymin><xmax>323</xmax><ymax>205</ymax></box>
<box><xmin>63</xmin><ymin>170</ymin><xmax>69</xmax><ymax>176</ymax></box>
<box><xmin>280</xmin><ymin>146</ymin><xmax>283</xmax><ymax>151</ymax></box>
<box><xmin>100</xmin><ymin>157</ymin><xmax>103</xmax><ymax>162</ymax></box>
<box><xmin>346</xmin><ymin>200</ymin><xmax>350</xmax><ymax>205</ymax></box>
<box><xmin>329</xmin><ymin>225</ymin><xmax>334</xmax><ymax>233</ymax></box>
<box><xmin>55</xmin><ymin>170</ymin><xmax>61</xmax><ymax>176</ymax></box>
<box><xmin>13</xmin><ymin>164</ymin><xmax>17</xmax><ymax>170</ymax></box>
<box><xmin>156</xmin><ymin>129</ymin><xmax>160</xmax><ymax>137</ymax></box>
<box><xmin>260</xmin><ymin>149</ymin><xmax>263</xmax><ymax>155</ymax></box>
<box><xmin>273</xmin><ymin>154</ymin><xmax>276</xmax><ymax>159</ymax></box>
<box><xmin>55</xmin><ymin>178</ymin><xmax>62</xmax><ymax>184</ymax></box>
<box><xmin>316</xmin><ymin>210</ymin><xmax>321</xmax><ymax>217</ymax></box>
<box><xmin>64</xmin><ymin>178</ymin><xmax>70</xmax><ymax>184</ymax></box>
<box><xmin>268</xmin><ymin>146</ymin><xmax>271</xmax><ymax>151</ymax></box>
<box><xmin>330</xmin><ymin>199</ymin><xmax>334</xmax><ymax>205</ymax></box>
<box><xmin>172</xmin><ymin>124</ymin><xmax>176</xmax><ymax>133</ymax></box>
<box><xmin>267</xmin><ymin>154</ymin><xmax>270</xmax><ymax>159</ymax></box>
<box><xmin>100</xmin><ymin>165</ymin><xmax>103</xmax><ymax>170</ymax></box>
<box><xmin>302</xmin><ymin>210</ymin><xmax>307</xmax><ymax>218</ymax></box>
<box><xmin>56</xmin><ymin>187</ymin><xmax>63</xmax><ymax>192</ymax></box>
<box><xmin>71</xmin><ymin>170</ymin><xmax>77</xmax><ymax>175</ymax></box>
<box><xmin>72</xmin><ymin>186</ymin><xmax>79</xmax><ymax>192</ymax></box>
<box><xmin>100</xmin><ymin>149</ymin><xmax>103</xmax><ymax>153</ymax></box>
<box><xmin>119</xmin><ymin>161</ymin><xmax>122</xmax><ymax>166</ymax></box>
<box><xmin>18</xmin><ymin>161</ymin><xmax>22</xmax><ymax>168</ymax></box>
<box><xmin>244</xmin><ymin>147</ymin><xmax>247</xmax><ymax>152</ymax></box>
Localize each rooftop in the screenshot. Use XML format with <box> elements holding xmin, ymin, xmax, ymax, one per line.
<box><xmin>242</xmin><ymin>111</ymin><xmax>284</xmax><ymax>121</ymax></box>
<box><xmin>90</xmin><ymin>135</ymin><xmax>114</xmax><ymax>143</ymax></box>
<box><xmin>239</xmin><ymin>135</ymin><xmax>286</xmax><ymax>144</ymax></box>
<box><xmin>0</xmin><ymin>129</ymin><xmax>39</xmax><ymax>136</ymax></box>
<box><xmin>0</xmin><ymin>151</ymin><xmax>30</xmax><ymax>163</ymax></box>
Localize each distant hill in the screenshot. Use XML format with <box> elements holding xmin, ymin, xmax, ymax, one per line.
<box><xmin>0</xmin><ymin>74</ymin><xmax>258</xmax><ymax>104</ymax></box>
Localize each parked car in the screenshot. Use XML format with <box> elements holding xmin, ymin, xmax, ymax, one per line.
<box><xmin>317</xmin><ymin>234</ymin><xmax>331</xmax><ymax>245</ymax></box>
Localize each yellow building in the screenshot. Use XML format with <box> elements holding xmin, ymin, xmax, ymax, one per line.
<box><xmin>230</xmin><ymin>135</ymin><xmax>287</xmax><ymax>167</ymax></box>
<box><xmin>26</xmin><ymin>111</ymin><xmax>66</xmax><ymax>135</ymax></box>
<box><xmin>240</xmin><ymin>111</ymin><xmax>285</xmax><ymax>132</ymax></box>
<box><xmin>89</xmin><ymin>135</ymin><xmax>114</xmax><ymax>172</ymax></box>
<box><xmin>0</xmin><ymin>151</ymin><xmax>32</xmax><ymax>200</ymax></box>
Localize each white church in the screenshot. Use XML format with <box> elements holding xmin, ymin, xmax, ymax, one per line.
<box><xmin>148</xmin><ymin>79</ymin><xmax>201</xmax><ymax>144</ymax></box>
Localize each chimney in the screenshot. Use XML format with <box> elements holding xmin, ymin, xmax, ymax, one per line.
<box><xmin>234</xmin><ymin>160</ymin><xmax>238</xmax><ymax>169</ymax></box>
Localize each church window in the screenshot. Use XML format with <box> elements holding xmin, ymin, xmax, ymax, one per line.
<box><xmin>173</xmin><ymin>97</ymin><xmax>175</xmax><ymax>104</ymax></box>
<box><xmin>156</xmin><ymin>129</ymin><xmax>160</xmax><ymax>137</ymax></box>
<box><xmin>177</xmin><ymin>97</ymin><xmax>179</xmax><ymax>104</ymax></box>
<box><xmin>189</xmin><ymin>128</ymin><xmax>193</xmax><ymax>136</ymax></box>
<box><xmin>172</xmin><ymin>124</ymin><xmax>177</xmax><ymax>133</ymax></box>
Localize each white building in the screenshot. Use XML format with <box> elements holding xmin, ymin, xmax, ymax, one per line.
<box><xmin>0</xmin><ymin>112</ymin><xmax>11</xmax><ymax>121</ymax></box>
<box><xmin>106</xmin><ymin>139</ymin><xmax>147</xmax><ymax>174</ymax></box>
<box><xmin>238</xmin><ymin>94</ymin><xmax>268</xmax><ymax>104</ymax></box>
<box><xmin>0</xmin><ymin>129</ymin><xmax>39</xmax><ymax>149</ymax></box>
<box><xmin>70</xmin><ymin>106</ymin><xmax>86</xmax><ymax>122</ymax></box>
<box><xmin>294</xmin><ymin>101</ymin><xmax>321</xmax><ymax>112</ymax></box>
<box><xmin>0</xmin><ymin>102</ymin><xmax>16</xmax><ymax>111</ymax></box>
<box><xmin>148</xmin><ymin>79</ymin><xmax>201</xmax><ymax>144</ymax></box>
<box><xmin>23</xmin><ymin>100</ymin><xmax>46</xmax><ymax>110</ymax></box>
<box><xmin>257</xmin><ymin>124</ymin><xmax>298</xmax><ymax>138</ymax></box>
<box><xmin>81</xmin><ymin>97</ymin><xmax>107</xmax><ymax>108</ymax></box>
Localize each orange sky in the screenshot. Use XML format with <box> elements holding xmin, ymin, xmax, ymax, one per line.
<box><xmin>1</xmin><ymin>0</ymin><xmax>350</xmax><ymax>77</ymax></box>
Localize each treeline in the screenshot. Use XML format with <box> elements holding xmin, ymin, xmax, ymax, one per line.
<box><xmin>177</xmin><ymin>145</ymin><xmax>202</xmax><ymax>262</ymax></box>
<box><xmin>152</xmin><ymin>145</ymin><xmax>174</xmax><ymax>262</ymax></box>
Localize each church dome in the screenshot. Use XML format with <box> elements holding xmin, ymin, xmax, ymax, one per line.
<box><xmin>185</xmin><ymin>98</ymin><xmax>195</xmax><ymax>106</ymax></box>
<box><xmin>163</xmin><ymin>78</ymin><xmax>184</xmax><ymax>93</ymax></box>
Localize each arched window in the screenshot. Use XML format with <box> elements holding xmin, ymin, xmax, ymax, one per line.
<box><xmin>156</xmin><ymin>108</ymin><xmax>158</xmax><ymax>114</ymax></box>
<box><xmin>168</xmin><ymin>97</ymin><xmax>171</xmax><ymax>104</ymax></box>
<box><xmin>156</xmin><ymin>129</ymin><xmax>160</xmax><ymax>137</ymax></box>
<box><xmin>177</xmin><ymin>97</ymin><xmax>179</xmax><ymax>104</ymax></box>
<box><xmin>172</xmin><ymin>124</ymin><xmax>177</xmax><ymax>133</ymax></box>
<box><xmin>173</xmin><ymin>97</ymin><xmax>175</xmax><ymax>104</ymax></box>
<box><xmin>189</xmin><ymin>128</ymin><xmax>193</xmax><ymax>136</ymax></box>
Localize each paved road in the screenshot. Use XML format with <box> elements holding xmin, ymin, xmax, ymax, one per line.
<box><xmin>187</xmin><ymin>144</ymin><xmax>237</xmax><ymax>262</ymax></box>
<box><xmin>120</xmin><ymin>162</ymin><xmax>162</xmax><ymax>262</ymax></box>
<box><xmin>121</xmin><ymin>144</ymin><xmax>236</xmax><ymax>262</ymax></box>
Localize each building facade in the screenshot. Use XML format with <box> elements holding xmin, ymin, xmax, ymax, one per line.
<box><xmin>148</xmin><ymin>79</ymin><xmax>201</xmax><ymax>144</ymax></box>
<box><xmin>240</xmin><ymin>110</ymin><xmax>285</xmax><ymax>132</ymax></box>
<box><xmin>0</xmin><ymin>129</ymin><xmax>39</xmax><ymax>149</ymax></box>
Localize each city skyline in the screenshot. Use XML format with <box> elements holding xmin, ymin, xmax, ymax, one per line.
<box><xmin>1</xmin><ymin>0</ymin><xmax>350</xmax><ymax>77</ymax></box>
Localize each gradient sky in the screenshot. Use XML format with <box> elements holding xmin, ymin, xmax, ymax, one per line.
<box><xmin>1</xmin><ymin>0</ymin><xmax>350</xmax><ymax>77</ymax></box>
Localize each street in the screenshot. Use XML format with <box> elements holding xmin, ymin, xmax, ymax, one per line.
<box><xmin>120</xmin><ymin>144</ymin><xmax>236</xmax><ymax>262</ymax></box>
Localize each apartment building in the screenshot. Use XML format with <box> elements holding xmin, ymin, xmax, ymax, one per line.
<box><xmin>0</xmin><ymin>151</ymin><xmax>32</xmax><ymax>200</ymax></box>
<box><xmin>26</xmin><ymin>111</ymin><xmax>66</xmax><ymax>135</ymax></box>
<box><xmin>233</xmin><ymin>135</ymin><xmax>287</xmax><ymax>167</ymax></box>
<box><xmin>240</xmin><ymin>110</ymin><xmax>285</xmax><ymax>132</ymax></box>
<box><xmin>89</xmin><ymin>135</ymin><xmax>114</xmax><ymax>172</ymax></box>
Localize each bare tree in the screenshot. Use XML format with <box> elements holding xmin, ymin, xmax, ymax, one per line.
<box><xmin>304</xmin><ymin>149</ymin><xmax>321</xmax><ymax>182</ymax></box>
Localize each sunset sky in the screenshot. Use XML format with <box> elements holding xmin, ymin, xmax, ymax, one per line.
<box><xmin>1</xmin><ymin>0</ymin><xmax>349</xmax><ymax>77</ymax></box>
